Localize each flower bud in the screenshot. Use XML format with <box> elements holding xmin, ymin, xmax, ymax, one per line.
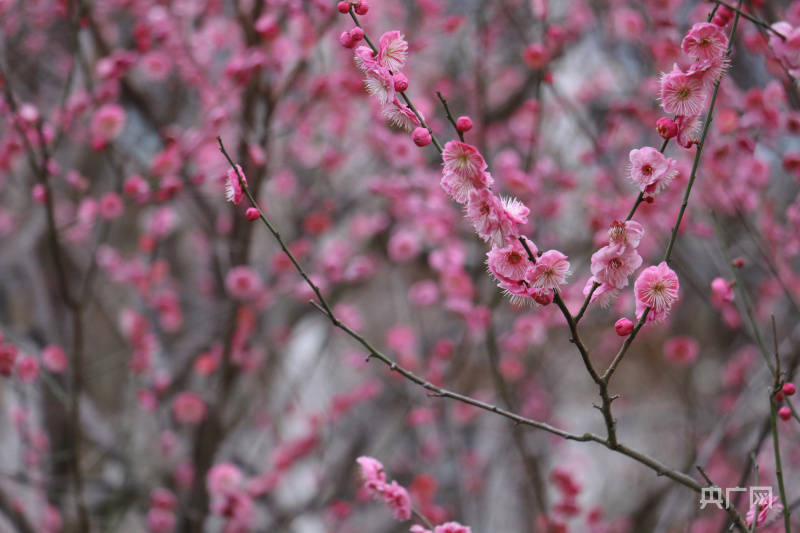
<box><xmin>522</xmin><ymin>43</ymin><xmax>549</xmax><ymax>70</ymax></box>
<box><xmin>245</xmin><ymin>208</ymin><xmax>259</xmax><ymax>221</ymax></box>
<box><xmin>614</xmin><ymin>318</ymin><xmax>634</xmax><ymax>336</ymax></box>
<box><xmin>456</xmin><ymin>116</ymin><xmax>473</xmax><ymax>132</ymax></box>
<box><xmin>778</xmin><ymin>406</ymin><xmax>791</xmax><ymax>421</ymax></box>
<box><xmin>392</xmin><ymin>73</ymin><xmax>409</xmax><ymax>92</ymax></box>
<box><xmin>337</xmin><ymin>1</ymin><xmax>350</xmax><ymax>14</ymax></box>
<box><xmin>339</xmin><ymin>31</ymin><xmax>355</xmax><ymax>49</ymax></box>
<box><xmin>412</xmin><ymin>127</ymin><xmax>432</xmax><ymax>147</ymax></box>
<box><xmin>713</xmin><ymin>6</ymin><xmax>733</xmax><ymax>27</ymax></box>
<box><xmin>532</xmin><ymin>290</ymin><xmax>554</xmax><ymax>306</ymax></box>
<box><xmin>354</xmin><ymin>1</ymin><xmax>369</xmax><ymax>15</ymax></box>
<box><xmin>656</xmin><ymin>117</ymin><xmax>677</xmax><ymax>139</ymax></box>
<box><xmin>350</xmin><ymin>27</ymin><xmax>364</xmax><ymax>42</ymax></box>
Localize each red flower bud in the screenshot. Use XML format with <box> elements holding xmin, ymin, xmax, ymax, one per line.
<box><xmin>614</xmin><ymin>318</ymin><xmax>634</xmax><ymax>336</ymax></box>
<box><xmin>456</xmin><ymin>116</ymin><xmax>473</xmax><ymax>132</ymax></box>
<box><xmin>656</xmin><ymin>117</ymin><xmax>678</xmax><ymax>139</ymax></box>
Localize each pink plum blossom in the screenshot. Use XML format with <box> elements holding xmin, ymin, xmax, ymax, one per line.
<box><xmin>634</xmin><ymin>262</ymin><xmax>680</xmax><ymax>322</ymax></box>
<box><xmin>681</xmin><ymin>22</ymin><xmax>728</xmax><ymax>61</ymax></box>
<box><xmin>226</xmin><ymin>164</ymin><xmax>248</xmax><ymax>206</ymax></box>
<box><xmin>172</xmin><ymin>392</ymin><xmax>207</xmax><ymax>424</ymax></box>
<box><xmin>628</xmin><ymin>147</ymin><xmax>677</xmax><ymax>193</ymax></box>
<box><xmin>660</xmin><ymin>64</ymin><xmax>707</xmax><ymax>117</ymax></box>
<box><xmin>527</xmin><ymin>250</ymin><xmax>570</xmax><ymax>290</ymax></box>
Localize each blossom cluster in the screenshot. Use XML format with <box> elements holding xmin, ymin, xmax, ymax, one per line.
<box><xmin>439</xmin><ymin>139</ymin><xmax>572</xmax><ymax>305</ymax></box>
<box><xmin>356</xmin><ymin>456</ymin><xmax>472</xmax><ymax>533</ymax></box>
<box><xmin>660</xmin><ymin>17</ymin><xmax>731</xmax><ymax>147</ymax></box>
<box><xmin>350</xmin><ymin>29</ymin><xmax>422</xmax><ymax>132</ymax></box>
<box><xmin>356</xmin><ymin>456</ymin><xmax>412</xmax><ymax>521</ymax></box>
<box><xmin>585</xmin><ymin>220</ymin><xmax>644</xmax><ymax>307</ymax></box>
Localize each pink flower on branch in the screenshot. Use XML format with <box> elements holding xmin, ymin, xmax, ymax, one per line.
<box><xmin>225</xmin><ymin>164</ymin><xmax>248</xmax><ymax>206</ymax></box>
<box><xmin>465</xmin><ymin>189</ymin><xmax>528</xmax><ymax>246</ymax></box>
<box><xmin>441</xmin><ymin>140</ymin><xmax>487</xmax><ymax>177</ymax></box>
<box><xmin>356</xmin><ymin>456</ymin><xmax>412</xmax><ymax>521</ymax></box>
<box><xmin>363</xmin><ymin>66</ymin><xmax>396</xmax><ymax>105</ymax></box>
<box><xmin>607</xmin><ymin>219</ymin><xmax>644</xmax><ymax>252</ymax></box>
<box><xmin>745</xmin><ymin>495</ymin><xmax>782</xmax><ymax>528</ymax></box>
<box><xmin>382</xmin><ymin>480</ymin><xmax>412</xmax><ymax>521</ymax></box>
<box><xmin>590</xmin><ymin>245</ymin><xmax>642</xmax><ymax>290</ymax></box>
<box><xmin>527</xmin><ymin>250</ymin><xmax>570</xmax><ymax>290</ymax></box>
<box><xmin>377</xmin><ymin>31</ymin><xmax>409</xmax><ymax>72</ymax></box>
<box><xmin>681</xmin><ymin>22</ymin><xmax>728</xmax><ymax>61</ymax></box>
<box><xmin>487</xmin><ymin>240</ymin><xmax>532</xmax><ymax>283</ymax></box>
<box><xmin>90</xmin><ymin>103</ymin><xmax>126</xmax><ymax>148</ymax></box>
<box><xmin>628</xmin><ymin>146</ymin><xmax>677</xmax><ymax>194</ymax></box>
<box><xmin>356</xmin><ymin>455</ymin><xmax>387</xmax><ymax>496</ymax></box>
<box><xmin>383</xmin><ymin>97</ymin><xmax>421</xmax><ymax>131</ymax></box>
<box><xmin>659</xmin><ymin>64</ymin><xmax>707</xmax><ymax>117</ymax></box>
<box><xmin>634</xmin><ymin>261</ymin><xmax>680</xmax><ymax>322</ymax></box>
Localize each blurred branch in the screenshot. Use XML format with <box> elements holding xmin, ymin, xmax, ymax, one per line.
<box><xmin>0</xmin><ymin>63</ymin><xmax>91</xmax><ymax>533</ymax></box>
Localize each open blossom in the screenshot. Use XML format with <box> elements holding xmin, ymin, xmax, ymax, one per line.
<box><xmin>498</xmin><ymin>278</ymin><xmax>552</xmax><ymax>307</ymax></box>
<box><xmin>628</xmin><ymin>147</ymin><xmax>677</xmax><ymax>193</ymax></box>
<box><xmin>207</xmin><ymin>462</ymin><xmax>243</xmax><ymax>496</ymax></box>
<box><xmin>356</xmin><ymin>456</ymin><xmax>387</xmax><ymax>495</ymax></box>
<box><xmin>356</xmin><ymin>457</ymin><xmax>410</xmax><ymax>521</ymax></box>
<box><xmin>487</xmin><ymin>240</ymin><xmax>533</xmax><ymax>282</ymax></box>
<box><xmin>91</xmin><ymin>104</ymin><xmax>126</xmax><ymax>146</ymax></box>
<box><xmin>377</xmin><ymin>31</ymin><xmax>408</xmax><ymax>72</ymax></box>
<box><xmin>675</xmin><ymin>113</ymin><xmax>701</xmax><ymax>148</ymax></box>
<box><xmin>383</xmin><ymin>98</ymin><xmax>421</xmax><ymax>131</ymax></box>
<box><xmin>388</xmin><ymin>229</ymin><xmax>421</xmax><ymax>262</ymax></box>
<box><xmin>663</xmin><ymin>336</ymin><xmax>699</xmax><ymax>365</ymax></box>
<box><xmin>487</xmin><ymin>239</ymin><xmax>553</xmax><ymax>306</ymax></box>
<box><xmin>584</xmin><ymin>277</ymin><xmax>619</xmax><ymax>307</ymax></box>
<box><xmin>441</xmin><ymin>140</ymin><xmax>488</xmax><ymax>180</ymax></box>
<box><xmin>681</xmin><ymin>22</ymin><xmax>728</xmax><ymax>61</ymax></box>
<box><xmin>634</xmin><ymin>262</ymin><xmax>680</xmax><ymax>322</ymax></box>
<box><xmin>225</xmin><ymin>164</ymin><xmax>247</xmax><ymax>205</ymax></box>
<box><xmin>41</xmin><ymin>345</ymin><xmax>68</xmax><ymax>373</ymax></box>
<box><xmin>608</xmin><ymin>220</ymin><xmax>644</xmax><ymax>252</ymax></box>
<box><xmin>364</xmin><ymin>66</ymin><xmax>396</xmax><ymax>105</ymax></box>
<box><xmin>660</xmin><ymin>63</ymin><xmax>706</xmax><ymax>116</ymax></box>
<box><xmin>745</xmin><ymin>495</ymin><xmax>782</xmax><ymax>528</ymax></box>
<box><xmin>687</xmin><ymin>57</ymin><xmax>728</xmax><ymax>89</ymax></box>
<box><xmin>441</xmin><ymin>169</ymin><xmax>493</xmax><ymax>204</ymax></box>
<box><xmin>465</xmin><ymin>189</ymin><xmax>528</xmax><ymax>245</ymax></box>
<box><xmin>382</xmin><ymin>480</ymin><xmax>412</xmax><ymax>521</ymax></box>
<box><xmin>172</xmin><ymin>391</ymin><xmax>207</xmax><ymax>424</ymax></box>
<box><xmin>590</xmin><ymin>245</ymin><xmax>642</xmax><ymax>289</ymax></box>
<box><xmin>710</xmin><ymin>277</ymin><xmax>734</xmax><ymax>306</ymax></box>
<box><xmin>527</xmin><ymin>250</ymin><xmax>570</xmax><ymax>290</ymax></box>
<box><xmin>440</xmin><ymin>141</ymin><xmax>492</xmax><ymax>203</ymax></box>
<box><xmin>225</xmin><ymin>266</ymin><xmax>262</xmax><ymax>300</ymax></box>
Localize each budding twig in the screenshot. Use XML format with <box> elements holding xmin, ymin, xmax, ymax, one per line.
<box><xmin>218</xmin><ymin>137</ymin><xmax>748</xmax><ymax>516</ymax></box>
